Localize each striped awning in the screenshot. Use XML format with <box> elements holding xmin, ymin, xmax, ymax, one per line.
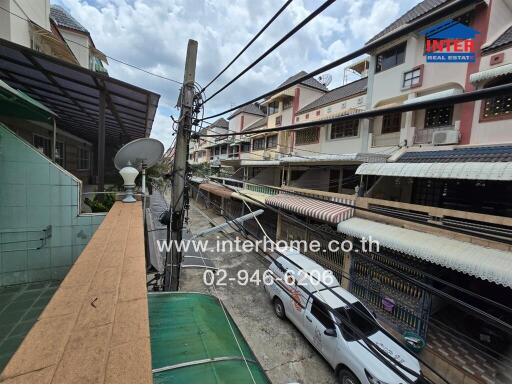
<box><xmin>198</xmin><ymin>183</ymin><xmax>233</xmax><ymax>199</ymax></box>
<box><xmin>266</xmin><ymin>194</ymin><xmax>354</xmax><ymax>224</ymax></box>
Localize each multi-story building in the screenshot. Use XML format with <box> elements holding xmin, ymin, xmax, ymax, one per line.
<box><xmin>193</xmin><ymin>2</ymin><xmax>512</xmax><ymax>383</ymax></box>
<box><xmin>365</xmin><ymin>0</ymin><xmax>512</xmax><ymax>150</ymax></box>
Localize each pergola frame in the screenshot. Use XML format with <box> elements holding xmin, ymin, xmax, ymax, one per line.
<box><xmin>0</xmin><ymin>38</ymin><xmax>160</xmax><ymax>190</ymax></box>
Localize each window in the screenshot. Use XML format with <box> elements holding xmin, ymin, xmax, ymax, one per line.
<box><xmin>266</xmin><ymin>134</ymin><xmax>278</xmax><ymax>148</ymax></box>
<box><xmin>382</xmin><ymin>112</ymin><xmax>402</xmax><ymax>134</ymax></box>
<box><xmin>311</xmin><ymin>298</ymin><xmax>335</xmax><ymax>329</ymax></box>
<box><xmin>214</xmin><ymin>146</ymin><xmax>220</xmax><ymax>155</ymax></box>
<box><xmin>252</xmin><ymin>137</ymin><xmax>266</xmax><ymax>150</ymax></box>
<box><xmin>295</xmin><ymin>127</ymin><xmax>319</xmax><ymax>145</ymax></box>
<box><xmin>275</xmin><ymin>115</ymin><xmax>282</xmax><ymax>127</ymax></box>
<box><xmin>330</xmin><ymin>120</ymin><xmax>358</xmax><ymax>139</ymax></box>
<box><xmin>481</xmin><ymin>75</ymin><xmax>512</xmax><ymax>121</ymax></box>
<box><xmin>403</xmin><ymin>67</ymin><xmax>422</xmax><ymax>89</ymax></box>
<box><xmin>454</xmin><ymin>10</ymin><xmax>474</xmax><ymax>26</ymax></box>
<box><xmin>56</xmin><ymin>142</ymin><xmax>65</xmax><ymax>167</ymax></box>
<box><xmin>268</xmin><ymin>101</ymin><xmax>279</xmax><ymax>115</ymax></box>
<box><xmin>220</xmin><ymin>145</ymin><xmax>227</xmax><ymax>155</ymax></box>
<box><xmin>33</xmin><ymin>135</ymin><xmax>51</xmax><ymax>157</ymax></box>
<box><xmin>376</xmin><ymin>42</ymin><xmax>406</xmax><ymax>73</ymax></box>
<box><xmin>241</xmin><ymin>142</ymin><xmax>251</xmax><ymax>153</ymax></box>
<box><xmin>78</xmin><ymin>148</ymin><xmax>90</xmax><ymax>170</ymax></box>
<box><xmin>283</xmin><ymin>98</ymin><xmax>293</xmax><ymax>110</ymax></box>
<box><xmin>425</xmin><ymin>105</ymin><xmax>454</xmax><ymax>128</ymax></box>
<box><xmin>336</xmin><ymin>302</ymin><xmax>378</xmax><ymax>342</ymax></box>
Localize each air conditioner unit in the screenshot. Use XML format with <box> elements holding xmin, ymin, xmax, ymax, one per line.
<box><xmin>432</xmin><ymin>129</ymin><xmax>460</xmax><ymax>145</ymax></box>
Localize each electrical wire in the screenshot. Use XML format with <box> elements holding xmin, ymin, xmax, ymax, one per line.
<box><xmin>200</xmin><ymin>82</ymin><xmax>512</xmax><ymax>136</ymax></box>
<box><xmin>202</xmin><ymin>0</ymin><xmax>336</xmax><ymax>104</ymax></box>
<box><xmin>194</xmin><ymin>183</ymin><xmax>512</xmax><ymax>379</ymax></box>
<box><xmin>0</xmin><ymin>5</ymin><xmax>182</xmax><ymax>86</ymax></box>
<box><xmin>218</xmin><ymin>181</ymin><xmax>512</xmax><ymax>337</ymax></box>
<box><xmin>197</xmin><ymin>182</ymin><xmax>434</xmax><ymax>383</ymax></box>
<box><xmin>201</xmin><ymin>0</ymin><xmax>293</xmax><ymax>92</ymax></box>
<box><xmin>212</xmin><ymin>177</ymin><xmax>512</xmax><ymax>317</ymax></box>
<box><xmin>201</xmin><ymin>0</ymin><xmax>479</xmax><ymax>119</ymax></box>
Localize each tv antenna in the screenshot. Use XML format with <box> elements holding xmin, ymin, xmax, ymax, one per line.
<box><xmin>317</xmin><ymin>73</ymin><xmax>332</xmax><ymax>87</ymax></box>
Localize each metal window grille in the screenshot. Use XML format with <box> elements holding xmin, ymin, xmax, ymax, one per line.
<box><xmin>295</xmin><ymin>127</ymin><xmax>319</xmax><ymax>145</ymax></box>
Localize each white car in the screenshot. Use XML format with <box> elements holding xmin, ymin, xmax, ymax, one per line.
<box><xmin>264</xmin><ymin>248</ymin><xmax>421</xmax><ymax>384</ymax></box>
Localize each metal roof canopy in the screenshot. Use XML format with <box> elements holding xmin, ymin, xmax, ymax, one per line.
<box><xmin>148</xmin><ymin>292</ymin><xmax>271</xmax><ymax>384</ymax></box>
<box><xmin>356</xmin><ymin>162</ymin><xmax>512</xmax><ymax>181</ymax></box>
<box><xmin>337</xmin><ymin>217</ymin><xmax>512</xmax><ymax>288</ymax></box>
<box><xmin>0</xmin><ymin>38</ymin><xmax>160</xmax><ymax>144</ymax></box>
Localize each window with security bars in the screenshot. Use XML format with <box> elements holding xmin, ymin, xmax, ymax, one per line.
<box><xmin>424</xmin><ymin>106</ymin><xmax>453</xmax><ymax>128</ymax></box>
<box><xmin>382</xmin><ymin>112</ymin><xmax>402</xmax><ymax>134</ymax></box>
<box><xmin>275</xmin><ymin>115</ymin><xmax>282</xmax><ymax>127</ymax></box>
<box><xmin>482</xmin><ymin>95</ymin><xmax>512</xmax><ymax>120</ymax></box>
<box><xmin>34</xmin><ymin>135</ymin><xmax>51</xmax><ymax>157</ymax></box>
<box><xmin>295</xmin><ymin>127</ymin><xmax>319</xmax><ymax>145</ymax></box>
<box><xmin>56</xmin><ymin>142</ymin><xmax>65</xmax><ymax>167</ymax></box>
<box><xmin>481</xmin><ymin>75</ymin><xmax>512</xmax><ymax>121</ymax></box>
<box><xmin>78</xmin><ymin>148</ymin><xmax>90</xmax><ymax>170</ymax></box>
<box><xmin>252</xmin><ymin>137</ymin><xmax>265</xmax><ymax>150</ymax></box>
<box><xmin>330</xmin><ymin>120</ymin><xmax>358</xmax><ymax>139</ymax></box>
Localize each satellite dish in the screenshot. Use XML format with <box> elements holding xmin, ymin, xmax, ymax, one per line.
<box><xmin>114</xmin><ymin>138</ymin><xmax>164</xmax><ymax>202</ymax></box>
<box><xmin>114</xmin><ymin>138</ymin><xmax>164</xmax><ymax>171</ymax></box>
<box><xmin>317</xmin><ymin>73</ymin><xmax>332</xmax><ymax>87</ymax></box>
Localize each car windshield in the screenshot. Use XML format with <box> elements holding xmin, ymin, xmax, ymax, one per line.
<box><xmin>336</xmin><ymin>302</ymin><xmax>379</xmax><ymax>342</ymax></box>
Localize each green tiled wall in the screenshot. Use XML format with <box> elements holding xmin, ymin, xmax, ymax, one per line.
<box><xmin>0</xmin><ymin>124</ymin><xmax>105</xmax><ymax>286</ymax></box>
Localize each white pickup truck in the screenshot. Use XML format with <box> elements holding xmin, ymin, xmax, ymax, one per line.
<box><xmin>264</xmin><ymin>248</ymin><xmax>421</xmax><ymax>384</ymax></box>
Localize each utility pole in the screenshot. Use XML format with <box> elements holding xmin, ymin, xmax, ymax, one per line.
<box><xmin>164</xmin><ymin>39</ymin><xmax>198</xmax><ymax>291</ymax></box>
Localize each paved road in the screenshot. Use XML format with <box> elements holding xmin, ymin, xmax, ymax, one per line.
<box><xmin>179</xmin><ymin>201</ymin><xmax>336</xmax><ymax>384</ymax></box>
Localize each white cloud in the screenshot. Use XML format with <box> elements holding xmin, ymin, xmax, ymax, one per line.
<box><xmin>52</xmin><ymin>0</ymin><xmax>418</xmax><ymax>149</ymax></box>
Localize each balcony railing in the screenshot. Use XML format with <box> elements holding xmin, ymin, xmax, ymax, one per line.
<box><xmin>413</xmin><ymin>125</ymin><xmax>455</xmax><ymax>145</ymax></box>
<box><xmin>371</xmin><ymin>132</ymin><xmax>400</xmax><ymax>147</ymax></box>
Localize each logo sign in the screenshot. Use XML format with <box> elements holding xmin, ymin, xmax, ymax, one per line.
<box><xmin>421</xmin><ymin>19</ymin><xmax>480</xmax><ymax>63</ymax></box>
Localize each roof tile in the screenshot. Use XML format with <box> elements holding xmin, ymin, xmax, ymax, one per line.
<box><xmin>50</xmin><ymin>5</ymin><xmax>88</xmax><ymax>33</ymax></box>
<box><xmin>297</xmin><ymin>77</ymin><xmax>367</xmax><ymax>114</ymax></box>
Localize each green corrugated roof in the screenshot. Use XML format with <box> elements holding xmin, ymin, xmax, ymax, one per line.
<box><xmin>0</xmin><ymin>79</ymin><xmax>56</xmax><ymax>123</ymax></box>
<box><xmin>148</xmin><ymin>292</ymin><xmax>270</xmax><ymax>384</ymax></box>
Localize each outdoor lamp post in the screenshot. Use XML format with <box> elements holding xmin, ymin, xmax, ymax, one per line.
<box><xmin>119</xmin><ymin>161</ymin><xmax>138</xmax><ymax>203</ymax></box>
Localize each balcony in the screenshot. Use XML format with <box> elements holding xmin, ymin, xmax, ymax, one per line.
<box><xmin>371</xmin><ymin>132</ymin><xmax>400</xmax><ymax>147</ymax></box>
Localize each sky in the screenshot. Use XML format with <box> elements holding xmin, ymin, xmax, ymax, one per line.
<box><xmin>52</xmin><ymin>0</ymin><xmax>423</xmax><ymax>149</ymax></box>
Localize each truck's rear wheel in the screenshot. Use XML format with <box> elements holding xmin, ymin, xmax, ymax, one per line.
<box><xmin>273</xmin><ymin>297</ymin><xmax>286</xmax><ymax>319</ymax></box>
<box><xmin>338</xmin><ymin>369</ymin><xmax>360</xmax><ymax>384</ymax></box>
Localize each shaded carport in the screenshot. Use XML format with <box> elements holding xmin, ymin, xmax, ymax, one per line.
<box><xmin>0</xmin><ymin>38</ymin><xmax>160</xmax><ymax>190</ymax></box>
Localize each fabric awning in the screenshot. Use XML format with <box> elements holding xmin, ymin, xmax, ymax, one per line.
<box><xmin>231</xmin><ymin>190</ymin><xmax>268</xmax><ymax>207</ymax></box>
<box><xmin>0</xmin><ymin>79</ymin><xmax>56</xmax><ymax>122</ymax></box>
<box><xmin>403</xmin><ymin>88</ymin><xmax>463</xmax><ymax>105</ymax></box>
<box><xmin>281</xmin><ymin>153</ymin><xmax>388</xmax><ymax>164</ymax></box>
<box><xmin>470</xmin><ymin>63</ymin><xmax>512</xmax><ymax>84</ymax></box>
<box><xmin>356</xmin><ymin>162</ymin><xmax>512</xmax><ymax>181</ymax></box>
<box><xmin>337</xmin><ymin>218</ymin><xmax>512</xmax><ymax>288</ymax></box>
<box><xmin>240</xmin><ymin>160</ymin><xmax>281</xmax><ymax>166</ymax></box>
<box><xmin>198</xmin><ymin>183</ymin><xmax>233</xmax><ymax>199</ymax></box>
<box><xmin>266</xmin><ymin>194</ymin><xmax>354</xmax><ymax>224</ymax></box>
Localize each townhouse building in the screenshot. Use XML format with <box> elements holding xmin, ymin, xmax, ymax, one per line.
<box><xmin>365</xmin><ymin>0</ymin><xmax>512</xmax><ymax>150</ymax></box>
<box><xmin>192</xmin><ymin>2</ymin><xmax>512</xmax><ymax>383</ymax></box>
